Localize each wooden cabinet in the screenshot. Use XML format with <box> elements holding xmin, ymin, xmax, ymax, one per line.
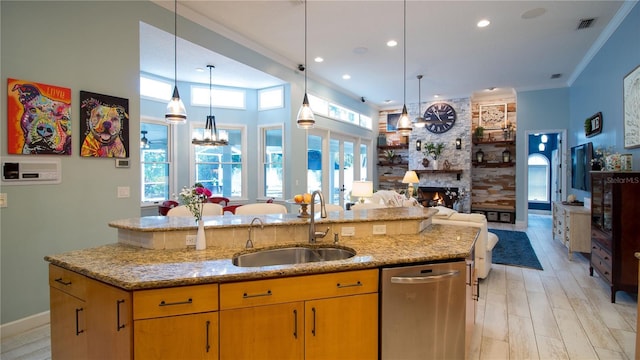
<box><xmin>49</xmin><ymin>264</ymin><xmax>132</xmax><ymax>359</ymax></box>
<box><xmin>552</xmin><ymin>201</ymin><xmax>591</xmax><ymax>260</ymax></box>
<box><xmin>50</xmin><ymin>287</ymin><xmax>87</xmax><ymax>359</ymax></box>
<box><xmin>465</xmin><ymin>256</ymin><xmax>478</xmax><ymax>357</ymax></box>
<box><xmin>133</xmin><ymin>284</ymin><xmax>219</xmax><ymax>359</ymax></box>
<box><xmin>219</xmin><ymin>269</ymin><xmax>379</xmax><ymax>360</ymax></box>
<box><xmin>589</xmin><ymin>172</ymin><xmax>640</xmax><ymax>303</ymax></box>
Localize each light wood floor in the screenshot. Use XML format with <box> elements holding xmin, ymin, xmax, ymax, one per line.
<box><xmin>1</xmin><ymin>214</ymin><xmax>637</xmax><ymax>360</ymax></box>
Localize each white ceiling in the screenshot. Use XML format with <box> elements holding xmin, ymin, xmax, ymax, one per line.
<box><xmin>142</xmin><ymin>0</ymin><xmax>633</xmax><ymax>108</ymax></box>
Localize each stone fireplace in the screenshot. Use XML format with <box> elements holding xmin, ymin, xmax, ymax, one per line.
<box><xmin>417</xmin><ymin>187</ymin><xmax>458</xmax><ymax>208</ymax></box>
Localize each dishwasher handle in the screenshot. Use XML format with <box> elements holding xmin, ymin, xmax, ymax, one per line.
<box><xmin>390</xmin><ymin>270</ymin><xmax>460</xmax><ymax>284</ymax></box>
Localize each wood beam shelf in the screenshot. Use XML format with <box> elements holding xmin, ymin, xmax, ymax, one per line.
<box><xmin>472</xmin><ymin>139</ymin><xmax>515</xmax><ymax>145</ymax></box>
<box><xmin>472</xmin><ymin>161</ymin><xmax>514</xmax><ymax>168</ymax></box>
<box><xmin>415</xmin><ymin>169</ymin><xmax>463</xmax><ymax>181</ymax></box>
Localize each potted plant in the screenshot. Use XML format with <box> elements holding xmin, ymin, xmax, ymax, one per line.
<box><xmin>423</xmin><ymin>142</ymin><xmax>445</xmax><ymax>169</ymax></box>
<box><xmin>384</xmin><ymin>149</ymin><xmax>396</xmax><ymax>164</ymax></box>
<box><xmin>474</xmin><ymin>126</ymin><xmax>485</xmax><ymax>141</ymax></box>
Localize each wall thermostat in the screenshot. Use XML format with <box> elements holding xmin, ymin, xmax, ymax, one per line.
<box><xmin>115</xmin><ymin>159</ymin><xmax>130</xmax><ymax>168</ymax></box>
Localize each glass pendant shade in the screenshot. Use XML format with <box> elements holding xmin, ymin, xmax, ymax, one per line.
<box><xmin>297</xmin><ymin>94</ymin><xmax>315</xmax><ymax>129</ymax></box>
<box><xmin>165</xmin><ymin>0</ymin><xmax>187</xmax><ymax>124</ymax></box>
<box><xmin>165</xmin><ymin>86</ymin><xmax>187</xmax><ymax>124</ymax></box>
<box><xmin>397</xmin><ymin>105</ymin><xmax>412</xmax><ymax>136</ymax></box>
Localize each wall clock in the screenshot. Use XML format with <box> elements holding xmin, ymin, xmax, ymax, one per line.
<box><xmin>424</xmin><ymin>102</ymin><xmax>456</xmax><ymax>133</ymax></box>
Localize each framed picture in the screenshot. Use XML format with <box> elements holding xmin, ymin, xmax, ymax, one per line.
<box><xmin>479</xmin><ymin>103</ymin><xmax>507</xmax><ymax>130</ymax></box>
<box><xmin>79</xmin><ymin>91</ymin><xmax>129</xmax><ymax>158</ymax></box>
<box><xmin>386</xmin><ymin>113</ymin><xmax>400</xmax><ymax>132</ymax></box>
<box><xmin>585</xmin><ymin>112</ymin><xmax>602</xmax><ymax>137</ymax></box>
<box><xmin>624</xmin><ymin>64</ymin><xmax>640</xmax><ymax>149</ymax></box>
<box><xmin>7</xmin><ymin>78</ymin><xmax>72</xmax><ymax>155</ymax></box>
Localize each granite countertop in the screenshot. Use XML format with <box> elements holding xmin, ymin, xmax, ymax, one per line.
<box><xmin>108</xmin><ymin>206</ymin><xmax>435</xmax><ymax>231</ymax></box>
<box><xmin>45</xmin><ymin>223</ymin><xmax>478</xmax><ymax>291</ymax></box>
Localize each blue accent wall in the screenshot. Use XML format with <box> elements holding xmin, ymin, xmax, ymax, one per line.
<box><xmin>569</xmin><ymin>2</ymin><xmax>640</xmax><ymax>200</ymax></box>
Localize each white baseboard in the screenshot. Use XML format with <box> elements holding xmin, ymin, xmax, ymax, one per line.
<box><xmin>0</xmin><ymin>311</ymin><xmax>50</xmax><ymax>339</ymax></box>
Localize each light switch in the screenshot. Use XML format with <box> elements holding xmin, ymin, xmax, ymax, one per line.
<box><xmin>117</xmin><ymin>186</ymin><xmax>130</xmax><ymax>198</ymax></box>
<box><xmin>0</xmin><ymin>193</ymin><xmax>7</xmax><ymax>208</ymax></box>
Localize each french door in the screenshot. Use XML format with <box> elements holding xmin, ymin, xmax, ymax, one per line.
<box><xmin>307</xmin><ymin>130</ymin><xmax>370</xmax><ymax>208</ymax></box>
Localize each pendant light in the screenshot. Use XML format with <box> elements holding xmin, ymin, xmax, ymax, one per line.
<box><xmin>140</xmin><ymin>130</ymin><xmax>149</xmax><ymax>148</ymax></box>
<box><xmin>413</xmin><ymin>75</ymin><xmax>426</xmax><ymax>128</ymax></box>
<box><xmin>296</xmin><ymin>0</ymin><xmax>315</xmax><ymax>129</ymax></box>
<box><xmin>396</xmin><ymin>0</ymin><xmax>412</xmax><ymax>136</ymax></box>
<box><xmin>192</xmin><ymin>65</ymin><xmax>228</xmax><ymax>146</ymax></box>
<box><xmin>165</xmin><ymin>0</ymin><xmax>187</xmax><ymax>124</ymax></box>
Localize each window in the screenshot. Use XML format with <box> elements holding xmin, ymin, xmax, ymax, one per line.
<box><xmin>192</xmin><ymin>126</ymin><xmax>244</xmax><ymax>198</ymax></box>
<box><xmin>308</xmin><ymin>94</ymin><xmax>372</xmax><ymax>129</ymax></box>
<box><xmin>258</xmin><ymin>86</ymin><xmax>284</xmax><ymax>110</ymax></box>
<box><xmin>141</xmin><ymin>122</ymin><xmax>171</xmax><ymax>202</ymax></box>
<box><xmin>140</xmin><ymin>76</ymin><xmax>172</xmax><ymax>101</ymax></box>
<box><xmin>528</xmin><ymin>154</ymin><xmax>550</xmax><ymax>202</ymax></box>
<box><xmin>191</xmin><ymin>85</ymin><xmax>246</xmax><ymax>109</ymax></box>
<box><xmin>261</xmin><ymin>127</ymin><xmax>284</xmax><ymax>199</ymax></box>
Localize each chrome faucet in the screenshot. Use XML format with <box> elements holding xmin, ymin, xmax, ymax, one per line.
<box><xmin>309</xmin><ymin>190</ymin><xmax>329</xmax><ymax>243</ymax></box>
<box><xmin>246</xmin><ymin>217</ymin><xmax>264</xmax><ymax>249</ymax></box>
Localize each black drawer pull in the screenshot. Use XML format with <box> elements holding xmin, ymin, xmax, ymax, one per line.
<box><xmin>336</xmin><ymin>281</ymin><xmax>362</xmax><ymax>288</ymax></box>
<box><xmin>159</xmin><ymin>298</ymin><xmax>193</xmax><ymax>307</ymax></box>
<box><xmin>116</xmin><ymin>299</ymin><xmax>125</xmax><ymax>331</ymax></box>
<box><xmin>243</xmin><ymin>290</ymin><xmax>272</xmax><ymax>298</ymax></box>
<box><xmin>55</xmin><ymin>278</ymin><xmax>72</xmax><ymax>286</ymax></box>
<box><xmin>75</xmin><ymin>307</ymin><xmax>84</xmax><ymax>335</ymax></box>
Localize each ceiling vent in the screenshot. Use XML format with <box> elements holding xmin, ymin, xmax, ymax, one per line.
<box><xmin>577</xmin><ymin>18</ymin><xmax>596</xmax><ymax>30</ymax></box>
<box><xmin>550</xmin><ymin>73</ymin><xmax>562</xmax><ymax>79</ymax></box>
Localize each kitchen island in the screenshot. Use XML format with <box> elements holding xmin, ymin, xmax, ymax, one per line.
<box><xmin>45</xmin><ymin>207</ymin><xmax>479</xmax><ymax>359</ymax></box>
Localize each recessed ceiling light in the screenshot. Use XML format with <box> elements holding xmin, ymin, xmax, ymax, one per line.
<box><xmin>342</xmin><ymin>74</ymin><xmax>351</xmax><ymax>80</ymax></box>
<box><xmin>477</xmin><ymin>19</ymin><xmax>491</xmax><ymax>28</ymax></box>
<box><xmin>387</xmin><ymin>40</ymin><xmax>398</xmax><ymax>47</ymax></box>
<box><xmin>195</xmin><ymin>68</ymin><xmax>205</xmax><ymax>72</ymax></box>
<box><xmin>314</xmin><ymin>57</ymin><xmax>324</xmax><ymax>63</ymax></box>
<box><xmin>434</xmin><ymin>94</ymin><xmax>440</xmax><ymax>98</ymax></box>
<box><xmin>521</xmin><ymin>8</ymin><xmax>546</xmax><ymax>20</ymax></box>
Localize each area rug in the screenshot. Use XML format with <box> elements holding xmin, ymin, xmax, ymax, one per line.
<box><xmin>489</xmin><ymin>229</ymin><xmax>543</xmax><ymax>270</ymax></box>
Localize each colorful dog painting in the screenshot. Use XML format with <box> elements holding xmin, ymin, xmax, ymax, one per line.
<box><xmin>7</xmin><ymin>78</ymin><xmax>72</xmax><ymax>155</ymax></box>
<box><xmin>80</xmin><ymin>91</ymin><xmax>129</xmax><ymax>158</ymax></box>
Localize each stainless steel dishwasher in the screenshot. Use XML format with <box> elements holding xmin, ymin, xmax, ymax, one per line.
<box><xmin>381</xmin><ymin>261</ymin><xmax>466</xmax><ymax>359</ymax></box>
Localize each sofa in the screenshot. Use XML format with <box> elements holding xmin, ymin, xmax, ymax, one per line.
<box><xmin>430</xmin><ymin>206</ymin><xmax>498</xmax><ymax>279</ymax></box>
<box><xmin>352</xmin><ymin>190</ymin><xmax>497</xmax><ymax>279</ymax></box>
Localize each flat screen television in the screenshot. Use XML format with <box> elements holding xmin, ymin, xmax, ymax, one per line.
<box><xmin>571</xmin><ymin>142</ymin><xmax>593</xmax><ymax>191</ymax></box>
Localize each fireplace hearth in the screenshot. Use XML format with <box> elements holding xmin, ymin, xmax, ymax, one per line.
<box><xmin>417</xmin><ymin>187</ymin><xmax>458</xmax><ymax>208</ymax></box>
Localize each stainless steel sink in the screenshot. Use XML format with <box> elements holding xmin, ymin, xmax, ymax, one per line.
<box><xmin>232</xmin><ymin>246</ymin><xmax>356</xmax><ymax>267</ymax></box>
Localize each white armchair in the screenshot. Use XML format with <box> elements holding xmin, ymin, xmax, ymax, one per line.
<box><xmin>430</xmin><ymin>206</ymin><xmax>498</xmax><ymax>279</ymax></box>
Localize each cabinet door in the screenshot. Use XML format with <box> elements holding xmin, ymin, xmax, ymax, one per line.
<box><xmin>50</xmin><ymin>287</ymin><xmax>88</xmax><ymax>359</ymax></box>
<box><xmin>305</xmin><ymin>293</ymin><xmax>378</xmax><ymax>360</ymax></box>
<box><xmin>134</xmin><ymin>312</ymin><xmax>218</xmax><ymax>360</ymax></box>
<box><xmin>219</xmin><ymin>302</ymin><xmax>303</xmax><ymax>360</ymax></box>
<box><xmin>86</xmin><ymin>280</ymin><xmax>132</xmax><ymax>359</ymax></box>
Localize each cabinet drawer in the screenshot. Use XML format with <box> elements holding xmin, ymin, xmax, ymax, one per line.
<box><xmin>133</xmin><ymin>284</ymin><xmax>218</xmax><ymax>320</ymax></box>
<box><xmin>591</xmin><ymin>253</ymin><xmax>613</xmax><ymax>284</ymax></box>
<box><xmin>220</xmin><ymin>269</ymin><xmax>379</xmax><ymax>310</ymax></box>
<box><xmin>49</xmin><ymin>264</ymin><xmax>87</xmax><ymax>300</ymax></box>
<box><xmin>591</xmin><ymin>242</ymin><xmax>612</xmax><ymax>268</ymax></box>
<box><xmin>591</xmin><ymin>228</ymin><xmax>612</xmax><ymax>250</ymax></box>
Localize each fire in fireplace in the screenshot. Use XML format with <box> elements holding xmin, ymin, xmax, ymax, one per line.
<box><xmin>417</xmin><ymin>187</ymin><xmax>458</xmax><ymax>208</ymax></box>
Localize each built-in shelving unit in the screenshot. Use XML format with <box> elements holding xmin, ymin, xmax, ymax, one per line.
<box><xmin>377</xmin><ymin>144</ymin><xmax>408</xmax><ymax>190</ymax></box>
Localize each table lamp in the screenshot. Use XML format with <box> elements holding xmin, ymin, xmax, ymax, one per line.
<box><xmin>352</xmin><ymin>181</ymin><xmax>373</xmax><ymax>203</ymax></box>
<box><xmin>402</xmin><ymin>171</ymin><xmax>420</xmax><ymax>199</ymax></box>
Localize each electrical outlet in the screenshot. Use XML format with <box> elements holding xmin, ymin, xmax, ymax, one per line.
<box><xmin>186</xmin><ymin>235</ymin><xmax>196</xmax><ymax>246</ymax></box>
<box><xmin>341</xmin><ymin>226</ymin><xmax>355</xmax><ymax>237</ymax></box>
<box><xmin>373</xmin><ymin>224</ymin><xmax>386</xmax><ymax>235</ymax></box>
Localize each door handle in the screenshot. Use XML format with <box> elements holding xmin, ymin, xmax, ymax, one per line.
<box><xmin>391</xmin><ymin>270</ymin><xmax>460</xmax><ymax>284</ymax></box>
